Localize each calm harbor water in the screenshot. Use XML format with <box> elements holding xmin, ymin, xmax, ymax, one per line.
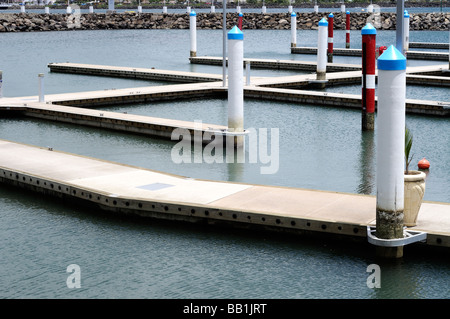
<box><xmin>0</xmin><ymin>23</ymin><xmax>449</xmax><ymax>299</ymax></box>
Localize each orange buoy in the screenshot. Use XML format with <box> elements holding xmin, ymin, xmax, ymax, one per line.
<box><xmin>418</xmin><ymin>158</ymin><xmax>430</xmax><ymax>169</ymax></box>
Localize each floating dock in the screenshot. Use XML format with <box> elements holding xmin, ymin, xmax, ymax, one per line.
<box><xmin>1</xmin><ymin>80</ymin><xmax>226</xmax><ymax>108</ymax></box>
<box><xmin>291</xmin><ymin>47</ymin><xmax>450</xmax><ymax>61</ymax></box>
<box><xmin>37</xmin><ymin>63</ymin><xmax>449</xmax><ymax>116</ymax></box>
<box><xmin>409</xmin><ymin>42</ymin><xmax>449</xmax><ymax>49</ymax></box>
<box><xmin>0</xmin><ymin>102</ymin><xmax>228</xmax><ymax>143</ymax></box>
<box><xmin>1</xmin><ymin>80</ymin><xmax>448</xmax><ymax>118</ymax></box>
<box><xmin>1</xmin><ymin>55</ymin><xmax>449</xmax><ymax>255</ymax></box>
<box><xmin>189</xmin><ymin>57</ymin><xmax>362</xmax><ymax>72</ymax></box>
<box><xmin>48</xmin><ymin>62</ymin><xmax>223</xmax><ymax>83</ymax></box>
<box><xmin>1</xmin><ymin>139</ymin><xmax>449</xmax><ymax>249</ymax></box>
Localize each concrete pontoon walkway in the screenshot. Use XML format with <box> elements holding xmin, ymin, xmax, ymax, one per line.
<box><xmin>48</xmin><ymin>62</ymin><xmax>224</xmax><ymax>83</ymax></box>
<box><xmin>291</xmin><ymin>47</ymin><xmax>450</xmax><ymax>61</ymax></box>
<box><xmin>0</xmin><ymin>139</ymin><xmax>449</xmax><ymax>249</ymax></box>
<box><xmin>409</xmin><ymin>42</ymin><xmax>449</xmax><ymax>49</ymax></box>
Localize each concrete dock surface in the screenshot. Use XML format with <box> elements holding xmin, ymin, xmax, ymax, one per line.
<box><xmin>0</xmin><ymin>139</ymin><xmax>448</xmax><ymax>249</ymax></box>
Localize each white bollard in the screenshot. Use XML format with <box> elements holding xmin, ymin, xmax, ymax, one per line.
<box><xmin>245</xmin><ymin>61</ymin><xmax>251</xmax><ymax>86</ymax></box>
<box><xmin>163</xmin><ymin>6</ymin><xmax>167</xmax><ymax>14</ymax></box>
<box><xmin>38</xmin><ymin>73</ymin><xmax>45</xmax><ymax>103</ymax></box>
<box><xmin>316</xmin><ymin>17</ymin><xmax>328</xmax><ymax>81</ymax></box>
<box><xmin>403</xmin><ymin>10</ymin><xmax>410</xmax><ymax>54</ymax></box>
<box><xmin>237</xmin><ymin>5</ymin><xmax>241</xmax><ymax>14</ymax></box>
<box><xmin>108</xmin><ymin>0</ymin><xmax>114</xmax><ymax>12</ymax></box>
<box><xmin>262</xmin><ymin>6</ymin><xmax>266</xmax><ymax>14</ymax></box>
<box><xmin>186</xmin><ymin>6</ymin><xmax>191</xmax><ymax>13</ymax></box>
<box><xmin>89</xmin><ymin>5</ymin><xmax>94</xmax><ymax>13</ymax></box>
<box><xmin>341</xmin><ymin>4</ymin><xmax>345</xmax><ymax>13</ymax></box>
<box><xmin>190</xmin><ymin>11</ymin><xmax>197</xmax><ymax>57</ymax></box>
<box><xmin>314</xmin><ymin>5</ymin><xmax>319</xmax><ymax>13</ymax></box>
<box><xmin>227</xmin><ymin>26</ymin><xmax>245</xmax><ymax>146</ymax></box>
<box><xmin>368</xmin><ymin>4</ymin><xmax>374</xmax><ymax>13</ymax></box>
<box><xmin>45</xmin><ymin>6</ymin><xmax>49</xmax><ymax>14</ymax></box>
<box><xmin>66</xmin><ymin>6</ymin><xmax>71</xmax><ymax>14</ymax></box>
<box><xmin>20</xmin><ymin>5</ymin><xmax>25</xmax><ymax>13</ymax></box>
<box><xmin>211</xmin><ymin>5</ymin><xmax>215</xmax><ymax>13</ymax></box>
<box><xmin>376</xmin><ymin>45</ymin><xmax>407</xmax><ymax>243</ymax></box>
<box><xmin>288</xmin><ymin>5</ymin><xmax>292</xmax><ymax>13</ymax></box>
<box><xmin>138</xmin><ymin>5</ymin><xmax>142</xmax><ymax>13</ymax></box>
<box><xmin>290</xmin><ymin>12</ymin><xmax>297</xmax><ymax>48</ymax></box>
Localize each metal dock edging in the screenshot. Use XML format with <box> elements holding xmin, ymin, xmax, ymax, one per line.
<box><xmin>367</xmin><ymin>226</ymin><xmax>427</xmax><ymax>247</ymax></box>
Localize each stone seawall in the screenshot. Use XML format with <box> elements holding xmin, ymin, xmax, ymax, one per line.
<box><xmin>0</xmin><ymin>12</ymin><xmax>449</xmax><ymax>32</ymax></box>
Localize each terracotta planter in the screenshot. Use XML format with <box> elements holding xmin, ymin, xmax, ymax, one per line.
<box><xmin>404</xmin><ymin>170</ymin><xmax>426</xmax><ymax>227</ymax></box>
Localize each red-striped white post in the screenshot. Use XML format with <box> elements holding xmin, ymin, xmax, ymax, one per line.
<box><xmin>361</xmin><ymin>23</ymin><xmax>376</xmax><ymax>131</ymax></box>
<box><xmin>327</xmin><ymin>13</ymin><xmax>334</xmax><ymax>63</ymax></box>
<box><xmin>345</xmin><ymin>11</ymin><xmax>350</xmax><ymax>49</ymax></box>
<box><xmin>238</xmin><ymin>12</ymin><xmax>243</xmax><ymax>30</ymax></box>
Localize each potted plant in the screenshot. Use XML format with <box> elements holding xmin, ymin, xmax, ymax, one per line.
<box><xmin>404</xmin><ymin>126</ymin><xmax>426</xmax><ymax>227</ymax></box>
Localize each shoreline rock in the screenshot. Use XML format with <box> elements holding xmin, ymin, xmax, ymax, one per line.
<box><xmin>0</xmin><ymin>12</ymin><xmax>448</xmax><ymax>32</ymax></box>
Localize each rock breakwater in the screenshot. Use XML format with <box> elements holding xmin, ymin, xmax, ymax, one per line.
<box><xmin>0</xmin><ymin>12</ymin><xmax>448</xmax><ymax>32</ymax></box>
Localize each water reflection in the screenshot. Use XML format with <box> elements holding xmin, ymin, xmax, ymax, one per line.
<box><xmin>227</xmin><ymin>161</ymin><xmax>244</xmax><ymax>183</ymax></box>
<box><xmin>357</xmin><ymin>130</ymin><xmax>376</xmax><ymax>195</ymax></box>
<box><xmin>371</xmin><ymin>258</ymin><xmax>423</xmax><ymax>299</ymax></box>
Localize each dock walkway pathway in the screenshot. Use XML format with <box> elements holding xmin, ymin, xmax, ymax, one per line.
<box><xmin>1</xmin><ymin>139</ymin><xmax>449</xmax><ymax>249</ymax></box>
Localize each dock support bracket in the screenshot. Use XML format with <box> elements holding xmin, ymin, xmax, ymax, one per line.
<box><xmin>367</xmin><ymin>226</ymin><xmax>427</xmax><ymax>247</ymax></box>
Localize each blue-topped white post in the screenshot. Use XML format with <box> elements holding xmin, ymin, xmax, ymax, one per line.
<box><xmin>20</xmin><ymin>3</ymin><xmax>25</xmax><ymax>13</ymax></box>
<box><xmin>403</xmin><ymin>10</ymin><xmax>410</xmax><ymax>54</ymax></box>
<box><xmin>314</xmin><ymin>1</ymin><xmax>319</xmax><ymax>13</ymax></box>
<box><xmin>376</xmin><ymin>45</ymin><xmax>407</xmax><ymax>258</ymax></box>
<box><xmin>291</xmin><ymin>12</ymin><xmax>297</xmax><ymax>48</ymax></box>
<box><xmin>316</xmin><ymin>18</ymin><xmax>328</xmax><ymax>82</ymax></box>
<box><xmin>227</xmin><ymin>26</ymin><xmax>245</xmax><ymax>148</ymax></box>
<box><xmin>190</xmin><ymin>11</ymin><xmax>197</xmax><ymax>57</ymax></box>
<box><xmin>38</xmin><ymin>73</ymin><xmax>45</xmax><ymax>103</ymax></box>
